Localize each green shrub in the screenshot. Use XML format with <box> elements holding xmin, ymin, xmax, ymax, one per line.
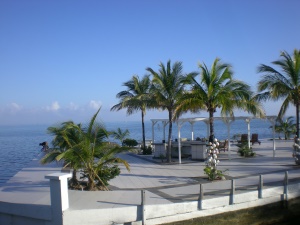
<box><xmin>122</xmin><ymin>138</ymin><xmax>138</xmax><ymax>147</ymax></box>
<box><xmin>237</xmin><ymin>143</ymin><xmax>256</xmax><ymax>157</ymax></box>
<box><xmin>96</xmin><ymin>165</ymin><xmax>120</xmax><ymax>186</ymax></box>
<box><xmin>141</xmin><ymin>145</ymin><xmax>152</xmax><ymax>155</ymax></box>
<box><xmin>204</xmin><ymin>167</ymin><xmax>225</xmax><ymax>181</ymax></box>
<box><xmin>159</xmin><ymin>153</ymin><xmax>166</xmax><ymax>162</ymax></box>
<box><xmin>80</xmin><ymin>165</ymin><xmax>121</xmax><ymax>188</ymax></box>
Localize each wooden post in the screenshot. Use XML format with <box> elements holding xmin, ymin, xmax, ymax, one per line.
<box><xmin>229</xmin><ymin>179</ymin><xmax>235</xmax><ymax>205</ymax></box>
<box><xmin>141</xmin><ymin>190</ymin><xmax>146</xmax><ymax>225</ymax></box>
<box><xmin>258</xmin><ymin>174</ymin><xmax>263</xmax><ymax>199</ymax></box>
<box><xmin>198</xmin><ymin>183</ymin><xmax>203</xmax><ymax>210</ymax></box>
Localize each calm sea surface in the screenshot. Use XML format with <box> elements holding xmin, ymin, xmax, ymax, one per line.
<box><xmin>0</xmin><ymin>119</ymin><xmax>274</xmax><ymax>185</ymax></box>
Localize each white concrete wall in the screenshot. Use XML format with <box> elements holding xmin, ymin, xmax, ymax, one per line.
<box><xmin>1</xmin><ymin>177</ymin><xmax>299</xmax><ymax>225</ymax></box>
<box><xmin>63</xmin><ymin>206</ymin><xmax>140</xmax><ymax>225</ymax></box>
<box><xmin>0</xmin><ymin>202</ymin><xmax>52</xmax><ymax>225</ymax></box>
<box><xmin>0</xmin><ymin>172</ymin><xmax>71</xmax><ymax>225</ymax></box>
<box><xmin>62</xmin><ymin>183</ymin><xmax>300</xmax><ymax>225</ymax></box>
<box><xmin>144</xmin><ymin>184</ymin><xmax>300</xmax><ymax>225</ymax></box>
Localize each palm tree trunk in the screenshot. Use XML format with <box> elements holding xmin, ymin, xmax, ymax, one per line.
<box><xmin>73</xmin><ymin>169</ymin><xmax>77</xmax><ymax>179</ymax></box>
<box><xmin>86</xmin><ymin>165</ymin><xmax>97</xmax><ymax>190</ymax></box>
<box><xmin>167</xmin><ymin>109</ymin><xmax>173</xmax><ymax>163</ymax></box>
<box><xmin>141</xmin><ymin>111</ymin><xmax>146</xmax><ymax>150</ymax></box>
<box><xmin>87</xmin><ymin>174</ymin><xmax>95</xmax><ymax>190</ymax></box>
<box><xmin>70</xmin><ymin>168</ymin><xmax>78</xmax><ymax>186</ymax></box>
<box><xmin>209</xmin><ymin>109</ymin><xmax>214</xmax><ymax>142</ymax></box>
<box><xmin>297</xmin><ymin>103</ymin><xmax>299</xmax><ymax>138</ymax></box>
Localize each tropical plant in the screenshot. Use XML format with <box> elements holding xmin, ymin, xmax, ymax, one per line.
<box><xmin>111</xmin><ymin>128</ymin><xmax>130</xmax><ymax>145</ymax></box>
<box><xmin>159</xmin><ymin>153</ymin><xmax>166</xmax><ymax>162</ymax></box>
<box><xmin>204</xmin><ymin>138</ymin><xmax>225</xmax><ymax>180</ymax></box>
<box><xmin>204</xmin><ymin>167</ymin><xmax>225</xmax><ymax>181</ymax></box>
<box><xmin>41</xmin><ymin>121</ymin><xmax>82</xmax><ymax>186</ymax></box>
<box><xmin>41</xmin><ymin>108</ymin><xmax>130</xmax><ymax>191</ymax></box>
<box><xmin>146</xmin><ymin>60</ymin><xmax>197</xmax><ymax>162</ymax></box>
<box><xmin>180</xmin><ymin>58</ymin><xmax>264</xmax><ymax>141</ymax></box>
<box><xmin>122</xmin><ymin>138</ymin><xmax>138</xmax><ymax>147</ymax></box>
<box><xmin>141</xmin><ymin>145</ymin><xmax>152</xmax><ymax>155</ymax></box>
<box><xmin>272</xmin><ymin>116</ymin><xmax>296</xmax><ymax>140</ymax></box>
<box><xmin>237</xmin><ymin>143</ymin><xmax>256</xmax><ymax>157</ymax></box>
<box><xmin>257</xmin><ymin>49</ymin><xmax>300</xmax><ymax>137</ymax></box>
<box><xmin>111</xmin><ymin>75</ymin><xmax>151</xmax><ymax>154</ymax></box>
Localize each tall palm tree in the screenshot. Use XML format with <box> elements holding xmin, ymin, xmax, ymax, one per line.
<box><xmin>146</xmin><ymin>60</ymin><xmax>197</xmax><ymax>162</ymax></box>
<box><xmin>180</xmin><ymin>58</ymin><xmax>264</xmax><ymax>141</ymax></box>
<box><xmin>257</xmin><ymin>49</ymin><xmax>300</xmax><ymax>137</ymax></box>
<box><xmin>111</xmin><ymin>75</ymin><xmax>151</xmax><ymax>151</ymax></box>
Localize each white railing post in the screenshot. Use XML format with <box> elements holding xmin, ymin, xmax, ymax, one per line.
<box><xmin>258</xmin><ymin>174</ymin><xmax>263</xmax><ymax>199</ymax></box>
<box><xmin>229</xmin><ymin>179</ymin><xmax>235</xmax><ymax>205</ymax></box>
<box><xmin>45</xmin><ymin>173</ymin><xmax>72</xmax><ymax>225</ymax></box>
<box><xmin>284</xmin><ymin>171</ymin><xmax>289</xmax><ymax>201</ymax></box>
<box><xmin>198</xmin><ymin>183</ymin><xmax>203</xmax><ymax>210</ymax></box>
<box><xmin>141</xmin><ymin>190</ymin><xmax>146</xmax><ymax>225</ymax></box>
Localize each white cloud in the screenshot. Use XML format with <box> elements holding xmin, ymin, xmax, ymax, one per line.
<box><xmin>10</xmin><ymin>102</ymin><xmax>21</xmax><ymax>111</ymax></box>
<box><xmin>10</xmin><ymin>102</ymin><xmax>21</xmax><ymax>110</ymax></box>
<box><xmin>67</xmin><ymin>102</ymin><xmax>79</xmax><ymax>111</ymax></box>
<box><xmin>88</xmin><ymin>100</ymin><xmax>102</xmax><ymax>110</ymax></box>
<box><xmin>46</xmin><ymin>101</ymin><xmax>60</xmax><ymax>111</ymax></box>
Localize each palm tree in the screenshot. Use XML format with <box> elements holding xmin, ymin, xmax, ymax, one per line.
<box><xmin>111</xmin><ymin>75</ymin><xmax>151</xmax><ymax>152</ymax></box>
<box><xmin>257</xmin><ymin>49</ymin><xmax>300</xmax><ymax>137</ymax></box>
<box><xmin>272</xmin><ymin>116</ymin><xmax>296</xmax><ymax>140</ymax></box>
<box><xmin>111</xmin><ymin>127</ymin><xmax>130</xmax><ymax>145</ymax></box>
<box><xmin>146</xmin><ymin>60</ymin><xmax>197</xmax><ymax>162</ymax></box>
<box><xmin>179</xmin><ymin>58</ymin><xmax>264</xmax><ymax>141</ymax></box>
<box><xmin>41</xmin><ymin>108</ymin><xmax>130</xmax><ymax>190</ymax></box>
<box><xmin>41</xmin><ymin>121</ymin><xmax>82</xmax><ymax>187</ymax></box>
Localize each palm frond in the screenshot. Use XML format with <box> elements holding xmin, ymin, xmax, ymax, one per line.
<box><xmin>257</xmin><ymin>49</ymin><xmax>300</xmax><ymax>137</ymax></box>
<box><xmin>40</xmin><ymin>150</ymin><xmax>63</xmax><ymax>164</ymax></box>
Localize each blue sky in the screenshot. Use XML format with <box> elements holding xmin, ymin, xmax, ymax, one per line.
<box><xmin>0</xmin><ymin>0</ymin><xmax>299</xmax><ymax>125</ymax></box>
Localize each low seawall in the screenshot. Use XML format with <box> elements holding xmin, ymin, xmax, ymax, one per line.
<box><xmin>163</xmin><ymin>196</ymin><xmax>300</xmax><ymax>225</ymax></box>
<box><xmin>61</xmin><ymin>182</ymin><xmax>300</xmax><ymax>225</ymax></box>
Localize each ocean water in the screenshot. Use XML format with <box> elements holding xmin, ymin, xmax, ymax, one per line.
<box><xmin>0</xmin><ymin>119</ymin><xmax>274</xmax><ymax>185</ymax></box>
<box><xmin>105</xmin><ymin>119</ymin><xmax>274</xmax><ymax>142</ymax></box>
<box><xmin>0</xmin><ymin>125</ymin><xmax>52</xmax><ymax>185</ymax></box>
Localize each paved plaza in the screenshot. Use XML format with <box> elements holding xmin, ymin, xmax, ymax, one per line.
<box><xmin>101</xmin><ymin>140</ymin><xmax>300</xmax><ymax>207</ymax></box>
